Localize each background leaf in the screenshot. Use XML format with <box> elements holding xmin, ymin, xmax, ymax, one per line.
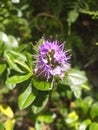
<box><xmin>90</xmin><ymin>103</ymin><xmax>98</xmax><ymax>119</ymax></box>
<box><xmin>67</xmin><ymin>69</ymin><xmax>88</xmax><ymax>86</ymax></box>
<box><xmin>89</xmin><ymin>122</ymin><xmax>98</xmax><ymax>130</ymax></box>
<box><xmin>0</xmin><ymin>123</ymin><xmax>5</xmax><ymax>130</ymax></box>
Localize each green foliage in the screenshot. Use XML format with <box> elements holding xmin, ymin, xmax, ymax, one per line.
<box><xmin>6</xmin><ymin>73</ymin><xmax>32</xmax><ymax>84</ymax></box>
<box><xmin>32</xmin><ymin>76</ymin><xmax>53</xmax><ymax>91</ymax></box>
<box><xmin>31</xmin><ymin>91</ymin><xmax>49</xmax><ymax>114</ymax></box>
<box><xmin>0</xmin><ymin>123</ymin><xmax>5</xmax><ymax>130</ymax></box>
<box><xmin>0</xmin><ymin>64</ymin><xmax>6</xmax><ymax>75</ymax></box>
<box><xmin>18</xmin><ymin>82</ymin><xmax>37</xmax><ymax>109</ymax></box>
<box><xmin>0</xmin><ymin>0</ymin><xmax>98</xmax><ymax>130</ymax></box>
<box><xmin>90</xmin><ymin>103</ymin><xmax>98</xmax><ymax>119</ymax></box>
<box><xmin>89</xmin><ymin>122</ymin><xmax>98</xmax><ymax>130</ymax></box>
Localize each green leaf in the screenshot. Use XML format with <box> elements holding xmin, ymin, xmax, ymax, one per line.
<box><xmin>0</xmin><ymin>64</ymin><xmax>6</xmax><ymax>75</ymax></box>
<box><xmin>0</xmin><ymin>123</ymin><xmax>5</xmax><ymax>130</ymax></box>
<box><xmin>75</xmin><ymin>97</ymin><xmax>93</xmax><ymax>115</ymax></box>
<box><xmin>0</xmin><ymin>104</ymin><xmax>14</xmax><ymax>118</ymax></box>
<box><xmin>89</xmin><ymin>122</ymin><xmax>98</xmax><ymax>130</ymax></box>
<box><xmin>8</xmin><ymin>35</ymin><xmax>18</xmax><ymax>48</ymax></box>
<box><xmin>65</xmin><ymin>111</ymin><xmax>78</xmax><ymax>124</ymax></box>
<box><xmin>6</xmin><ymin>73</ymin><xmax>32</xmax><ymax>84</ymax></box>
<box><xmin>6</xmin><ymin>83</ymin><xmax>16</xmax><ymax>90</ymax></box>
<box><xmin>0</xmin><ymin>32</ymin><xmax>18</xmax><ymax>50</ymax></box>
<box><xmin>67</xmin><ymin>69</ymin><xmax>87</xmax><ymax>86</ymax></box>
<box><xmin>37</xmin><ymin>111</ymin><xmax>56</xmax><ymax>123</ymax></box>
<box><xmin>35</xmin><ymin>121</ymin><xmax>43</xmax><ymax>130</ymax></box>
<box><xmin>15</xmin><ymin>59</ymin><xmax>31</xmax><ymax>73</ymax></box>
<box><xmin>0</xmin><ymin>32</ymin><xmax>9</xmax><ymax>44</ymax></box>
<box><xmin>9</xmin><ymin>50</ymin><xmax>26</xmax><ymax>61</ymax></box>
<box><xmin>70</xmin><ymin>85</ymin><xmax>82</xmax><ymax>98</ymax></box>
<box><xmin>32</xmin><ymin>39</ymin><xmax>44</xmax><ymax>55</ymax></box>
<box><xmin>4</xmin><ymin>51</ymin><xmax>24</xmax><ymax>73</ymax></box>
<box><xmin>79</xmin><ymin>119</ymin><xmax>91</xmax><ymax>130</ymax></box>
<box><xmin>25</xmin><ymin>52</ymin><xmax>33</xmax><ymax>70</ymax></box>
<box><xmin>32</xmin><ymin>91</ymin><xmax>49</xmax><ymax>114</ymax></box>
<box><xmin>67</xmin><ymin>9</ymin><xmax>79</xmax><ymax>23</ymax></box>
<box><xmin>90</xmin><ymin>103</ymin><xmax>98</xmax><ymax>119</ymax></box>
<box><xmin>5</xmin><ymin>119</ymin><xmax>15</xmax><ymax>130</ymax></box>
<box><xmin>11</xmin><ymin>0</ymin><xmax>20</xmax><ymax>3</ymax></box>
<box><xmin>0</xmin><ymin>41</ymin><xmax>5</xmax><ymax>56</ymax></box>
<box><xmin>32</xmin><ymin>76</ymin><xmax>53</xmax><ymax>91</ymax></box>
<box><xmin>18</xmin><ymin>83</ymin><xmax>38</xmax><ymax>109</ymax></box>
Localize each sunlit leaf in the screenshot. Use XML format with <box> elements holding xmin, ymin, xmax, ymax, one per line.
<box><xmin>0</xmin><ymin>104</ymin><xmax>14</xmax><ymax>118</ymax></box>
<box><xmin>0</xmin><ymin>32</ymin><xmax>9</xmax><ymax>44</ymax></box>
<box><xmin>32</xmin><ymin>76</ymin><xmax>53</xmax><ymax>91</ymax></box>
<box><xmin>4</xmin><ymin>51</ymin><xmax>24</xmax><ymax>73</ymax></box>
<box><xmin>89</xmin><ymin>122</ymin><xmax>98</xmax><ymax>130</ymax></box>
<box><xmin>79</xmin><ymin>119</ymin><xmax>91</xmax><ymax>130</ymax></box>
<box><xmin>37</xmin><ymin>111</ymin><xmax>56</xmax><ymax>123</ymax></box>
<box><xmin>11</xmin><ymin>0</ymin><xmax>20</xmax><ymax>3</ymax></box>
<box><xmin>15</xmin><ymin>59</ymin><xmax>31</xmax><ymax>73</ymax></box>
<box><xmin>70</xmin><ymin>85</ymin><xmax>82</xmax><ymax>98</ymax></box>
<box><xmin>8</xmin><ymin>35</ymin><xmax>18</xmax><ymax>48</ymax></box>
<box><xmin>6</xmin><ymin>73</ymin><xmax>32</xmax><ymax>84</ymax></box>
<box><xmin>0</xmin><ymin>32</ymin><xmax>18</xmax><ymax>49</ymax></box>
<box><xmin>5</xmin><ymin>119</ymin><xmax>15</xmax><ymax>130</ymax></box>
<box><xmin>18</xmin><ymin>83</ymin><xmax>38</xmax><ymax>109</ymax></box>
<box><xmin>66</xmin><ymin>111</ymin><xmax>78</xmax><ymax>124</ymax></box>
<box><xmin>67</xmin><ymin>69</ymin><xmax>87</xmax><ymax>86</ymax></box>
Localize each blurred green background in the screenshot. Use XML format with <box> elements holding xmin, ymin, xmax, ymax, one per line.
<box><xmin>0</xmin><ymin>0</ymin><xmax>98</xmax><ymax>130</ymax></box>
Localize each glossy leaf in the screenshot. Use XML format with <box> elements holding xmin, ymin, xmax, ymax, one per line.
<box><xmin>18</xmin><ymin>83</ymin><xmax>38</xmax><ymax>109</ymax></box>
<box><xmin>32</xmin><ymin>91</ymin><xmax>49</xmax><ymax>114</ymax></box>
<box><xmin>0</xmin><ymin>32</ymin><xmax>9</xmax><ymax>44</ymax></box>
<box><xmin>67</xmin><ymin>69</ymin><xmax>87</xmax><ymax>86</ymax></box>
<box><xmin>15</xmin><ymin>59</ymin><xmax>31</xmax><ymax>73</ymax></box>
<box><xmin>0</xmin><ymin>32</ymin><xmax>18</xmax><ymax>49</ymax></box>
<box><xmin>6</xmin><ymin>73</ymin><xmax>32</xmax><ymax>84</ymax></box>
<box><xmin>70</xmin><ymin>85</ymin><xmax>81</xmax><ymax>98</ymax></box>
<box><xmin>32</xmin><ymin>76</ymin><xmax>53</xmax><ymax>91</ymax></box>
<box><xmin>35</xmin><ymin>121</ymin><xmax>43</xmax><ymax>130</ymax></box>
<box><xmin>8</xmin><ymin>35</ymin><xmax>18</xmax><ymax>48</ymax></box>
<box><xmin>4</xmin><ymin>51</ymin><xmax>24</xmax><ymax>73</ymax></box>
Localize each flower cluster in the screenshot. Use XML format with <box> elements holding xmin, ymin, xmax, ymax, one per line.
<box><xmin>34</xmin><ymin>37</ymin><xmax>70</xmax><ymax>80</ymax></box>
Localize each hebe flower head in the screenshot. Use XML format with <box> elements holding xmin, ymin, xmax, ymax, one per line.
<box><xmin>34</xmin><ymin>36</ymin><xmax>71</xmax><ymax>80</ymax></box>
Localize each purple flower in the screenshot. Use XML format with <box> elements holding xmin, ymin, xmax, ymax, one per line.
<box><xmin>34</xmin><ymin>37</ymin><xmax>71</xmax><ymax>80</ymax></box>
